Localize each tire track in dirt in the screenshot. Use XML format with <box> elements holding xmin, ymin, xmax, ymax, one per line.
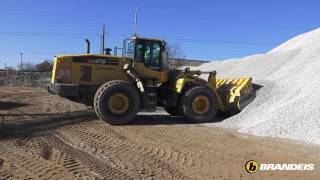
<box><xmin>44</xmin><ymin>133</ymin><xmax>134</xmax><ymax>179</ymax></box>
<box><xmin>7</xmin><ymin>136</ymin><xmax>100</xmax><ymax>179</ymax></box>
<box><xmin>55</xmin><ymin>124</ymin><xmax>192</xmax><ymax>179</ymax></box>
<box><xmin>50</xmin><ymin>150</ymin><xmax>98</xmax><ymax>179</ymax></box>
<box><xmin>109</xmin><ymin>128</ymin><xmax>198</xmax><ymax>170</ymax></box>
<box><xmin>14</xmin><ymin>137</ymin><xmax>53</xmax><ymax>160</ymax></box>
<box><xmin>104</xmin><ymin>125</ymin><xmax>213</xmax><ymax>177</ymax></box>
<box><xmin>0</xmin><ymin>142</ymin><xmax>74</xmax><ymax>179</ymax></box>
<box><xmin>12</xmin><ymin>137</ymin><xmax>94</xmax><ymax>178</ymax></box>
<box><xmin>0</xmin><ymin>158</ymin><xmax>13</xmax><ymax>180</ymax></box>
<box><xmin>0</xmin><ymin>156</ymin><xmax>36</xmax><ymax>179</ymax></box>
<box><xmin>90</xmin><ymin>124</ymin><xmax>203</xmax><ymax>168</ymax></box>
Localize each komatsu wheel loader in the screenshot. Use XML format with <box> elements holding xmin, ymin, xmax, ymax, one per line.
<box><xmin>48</xmin><ymin>36</ymin><xmax>255</xmax><ymax>125</ymax></box>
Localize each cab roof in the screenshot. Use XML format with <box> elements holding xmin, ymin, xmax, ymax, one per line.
<box><xmin>131</xmin><ymin>36</ymin><xmax>165</xmax><ymax>42</ymax></box>
<box><xmin>55</xmin><ymin>54</ymin><xmax>121</xmax><ymax>59</ymax></box>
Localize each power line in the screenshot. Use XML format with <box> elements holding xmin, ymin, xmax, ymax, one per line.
<box><xmin>0</xmin><ymin>31</ymin><xmax>285</xmax><ymax>45</ymax></box>
<box><xmin>0</xmin><ymin>22</ymin><xmax>133</xmax><ymax>28</ymax></box>
<box><xmin>106</xmin><ymin>33</ymin><xmax>280</xmax><ymax>46</ymax></box>
<box><xmin>0</xmin><ymin>31</ymin><xmax>99</xmax><ymax>37</ymax></box>
<box><xmin>0</xmin><ymin>31</ymin><xmax>280</xmax><ymax>45</ymax></box>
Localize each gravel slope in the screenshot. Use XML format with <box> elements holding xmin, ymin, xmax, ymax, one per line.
<box><xmin>197</xmin><ymin>28</ymin><xmax>320</xmax><ymax>145</ymax></box>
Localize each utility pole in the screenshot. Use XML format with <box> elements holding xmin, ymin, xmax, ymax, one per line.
<box><xmin>101</xmin><ymin>24</ymin><xmax>106</xmax><ymax>54</ymax></box>
<box><xmin>19</xmin><ymin>53</ymin><xmax>23</xmax><ymax>79</ymax></box>
<box><xmin>133</xmin><ymin>5</ymin><xmax>138</xmax><ymax>36</ymax></box>
<box><xmin>4</xmin><ymin>63</ymin><xmax>6</xmax><ymax>70</ymax></box>
<box><xmin>20</xmin><ymin>53</ymin><xmax>23</xmax><ymax>72</ymax></box>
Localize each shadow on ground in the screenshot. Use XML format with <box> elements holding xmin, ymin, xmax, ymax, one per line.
<box><xmin>0</xmin><ymin>110</ymin><xmax>96</xmax><ymax>139</ymax></box>
<box><xmin>130</xmin><ymin>112</ymin><xmax>230</xmax><ymax>126</ymax></box>
<box><xmin>0</xmin><ymin>101</ymin><xmax>28</xmax><ymax>110</ymax></box>
<box><xmin>0</xmin><ymin>110</ymin><xmax>230</xmax><ymax>139</ymax></box>
<box><xmin>252</xmin><ymin>83</ymin><xmax>264</xmax><ymax>91</ymax></box>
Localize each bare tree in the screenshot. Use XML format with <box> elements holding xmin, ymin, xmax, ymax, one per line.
<box><xmin>35</xmin><ymin>60</ymin><xmax>53</xmax><ymax>72</ymax></box>
<box><xmin>166</xmin><ymin>43</ymin><xmax>186</xmax><ymax>59</ymax></box>
<box><xmin>16</xmin><ymin>63</ymin><xmax>35</xmax><ymax>72</ymax></box>
<box><xmin>24</xmin><ymin>62</ymin><xmax>36</xmax><ymax>72</ymax></box>
<box><xmin>166</xmin><ymin>43</ymin><xmax>186</xmax><ymax>68</ymax></box>
<box><xmin>6</xmin><ymin>66</ymin><xmax>16</xmax><ymax>71</ymax></box>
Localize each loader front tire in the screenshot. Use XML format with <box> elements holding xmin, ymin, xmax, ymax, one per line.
<box><xmin>94</xmin><ymin>80</ymin><xmax>140</xmax><ymax>125</ymax></box>
<box><xmin>181</xmin><ymin>86</ymin><xmax>218</xmax><ymax>123</ymax></box>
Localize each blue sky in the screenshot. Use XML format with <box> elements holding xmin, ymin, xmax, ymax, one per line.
<box><xmin>0</xmin><ymin>0</ymin><xmax>319</xmax><ymax>68</ymax></box>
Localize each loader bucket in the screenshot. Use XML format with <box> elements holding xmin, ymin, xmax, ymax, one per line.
<box><xmin>215</xmin><ymin>78</ymin><xmax>255</xmax><ymax>114</ymax></box>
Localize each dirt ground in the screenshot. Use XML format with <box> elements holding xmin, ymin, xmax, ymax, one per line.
<box><xmin>0</xmin><ymin>86</ymin><xmax>319</xmax><ymax>179</ymax></box>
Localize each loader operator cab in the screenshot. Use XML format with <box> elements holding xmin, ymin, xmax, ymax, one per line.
<box><xmin>123</xmin><ymin>37</ymin><xmax>169</xmax><ymax>84</ymax></box>
<box><xmin>124</xmin><ymin>37</ymin><xmax>168</xmax><ymax>70</ymax></box>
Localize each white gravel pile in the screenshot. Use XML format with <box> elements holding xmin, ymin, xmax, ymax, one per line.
<box><xmin>198</xmin><ymin>28</ymin><xmax>320</xmax><ymax>145</ymax></box>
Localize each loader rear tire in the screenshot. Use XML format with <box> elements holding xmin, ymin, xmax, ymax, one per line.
<box><xmin>94</xmin><ymin>80</ymin><xmax>140</xmax><ymax>125</ymax></box>
<box><xmin>181</xmin><ymin>86</ymin><xmax>218</xmax><ymax>123</ymax></box>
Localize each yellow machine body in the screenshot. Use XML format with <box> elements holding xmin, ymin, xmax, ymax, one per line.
<box><xmin>48</xmin><ymin>36</ymin><xmax>255</xmax><ymax>124</ymax></box>
<box><xmin>51</xmin><ymin>54</ymin><xmax>131</xmax><ymax>85</ymax></box>
<box><xmin>50</xmin><ymin>57</ymin><xmax>255</xmax><ymax>114</ymax></box>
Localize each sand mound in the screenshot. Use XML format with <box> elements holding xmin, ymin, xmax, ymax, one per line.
<box><xmin>197</xmin><ymin>28</ymin><xmax>320</xmax><ymax>145</ymax></box>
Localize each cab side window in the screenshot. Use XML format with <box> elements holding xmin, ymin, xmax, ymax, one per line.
<box><xmin>127</xmin><ymin>41</ymin><xmax>135</xmax><ymax>59</ymax></box>
<box><xmin>135</xmin><ymin>41</ymin><xmax>162</xmax><ymax>70</ymax></box>
<box><xmin>151</xmin><ymin>43</ymin><xmax>160</xmax><ymax>66</ymax></box>
<box><xmin>136</xmin><ymin>44</ymin><xmax>144</xmax><ymax>63</ymax></box>
<box><xmin>144</xmin><ymin>42</ymin><xmax>161</xmax><ymax>70</ymax></box>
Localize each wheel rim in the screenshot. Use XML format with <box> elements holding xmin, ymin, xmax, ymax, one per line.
<box><xmin>191</xmin><ymin>95</ymin><xmax>210</xmax><ymax>115</ymax></box>
<box><xmin>107</xmin><ymin>93</ymin><xmax>129</xmax><ymax>114</ymax></box>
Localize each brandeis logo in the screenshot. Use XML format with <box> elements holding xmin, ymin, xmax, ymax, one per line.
<box><xmin>245</xmin><ymin>160</ymin><xmax>314</xmax><ymax>173</ymax></box>
<box><xmin>245</xmin><ymin>160</ymin><xmax>259</xmax><ymax>173</ymax></box>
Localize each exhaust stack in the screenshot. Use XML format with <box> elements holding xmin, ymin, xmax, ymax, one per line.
<box><xmin>85</xmin><ymin>39</ymin><xmax>91</xmax><ymax>54</ymax></box>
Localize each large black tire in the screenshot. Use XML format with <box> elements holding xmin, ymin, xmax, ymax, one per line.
<box><xmin>180</xmin><ymin>86</ymin><xmax>218</xmax><ymax>123</ymax></box>
<box><xmin>164</xmin><ymin>106</ymin><xmax>180</xmax><ymax>116</ymax></box>
<box><xmin>94</xmin><ymin>80</ymin><xmax>140</xmax><ymax>125</ymax></box>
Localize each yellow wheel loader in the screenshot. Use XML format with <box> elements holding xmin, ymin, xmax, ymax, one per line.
<box><xmin>48</xmin><ymin>36</ymin><xmax>255</xmax><ymax>125</ymax></box>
